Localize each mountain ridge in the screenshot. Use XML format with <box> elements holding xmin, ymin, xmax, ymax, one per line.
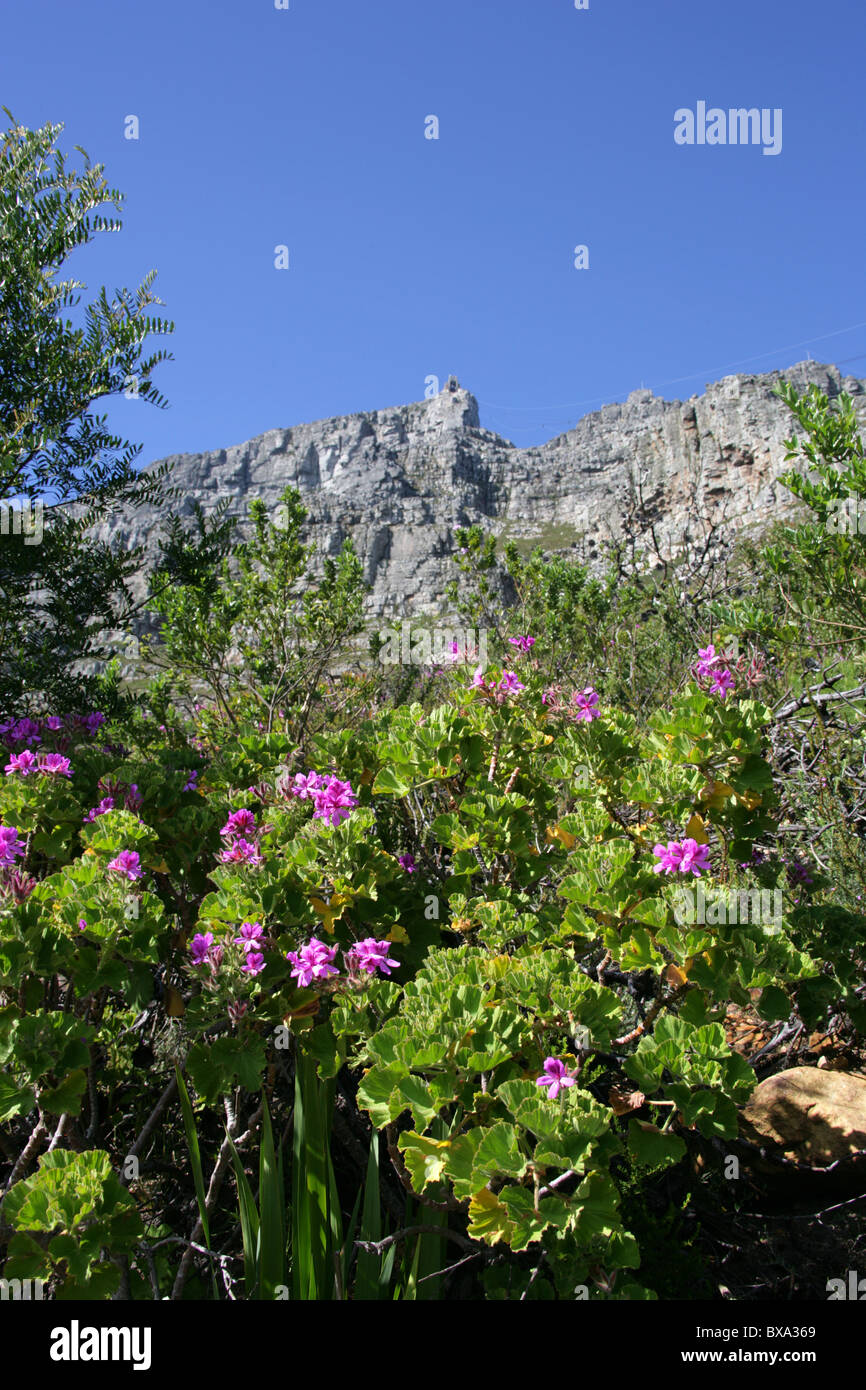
<box><xmin>93</xmin><ymin>359</ymin><xmax>866</xmax><ymax>623</ymax></box>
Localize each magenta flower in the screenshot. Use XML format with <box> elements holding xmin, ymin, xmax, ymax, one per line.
<box><xmin>42</xmin><ymin>716</ymin><xmax>64</xmax><ymax>732</ymax></box>
<box><xmin>182</xmin><ymin>770</ymin><xmax>199</xmax><ymax>792</ymax></box>
<box><xmin>5</xmin><ymin>749</ymin><xmax>39</xmax><ymax>776</ymax></box>
<box><xmin>346</xmin><ymin>938</ymin><xmax>400</xmax><ymax>977</ymax></box>
<box><xmin>653</xmin><ymin>838</ymin><xmax>710</xmax><ymax>877</ymax></box>
<box><xmin>572</xmin><ymin>687</ymin><xmax>600</xmax><ymax>722</ymax></box>
<box><xmin>694</xmin><ymin>644</ymin><xmax>720</xmax><ymax>678</ymax></box>
<box><xmin>0</xmin><ymin>826</ymin><xmax>26</xmax><ymax>867</ymax></box>
<box><xmin>106</xmin><ymin>850</ymin><xmax>142</xmax><ymax>882</ymax></box>
<box><xmin>124</xmin><ymin>784</ymin><xmax>143</xmax><ymax>811</ymax></box>
<box><xmin>709</xmin><ymin>667</ymin><xmax>735</xmax><ymax>698</ymax></box>
<box><xmin>221</xmin><ymin>808</ymin><xmax>257</xmax><ymax>840</ymax></box>
<box><xmin>233</xmin><ymin>921</ymin><xmax>264</xmax><ymax>951</ymax></box>
<box><xmin>499</xmin><ymin>671</ymin><xmax>526</xmax><ymax>694</ymax></box>
<box><xmin>85</xmin><ymin>796</ymin><xmax>116</xmax><ymax>822</ymax></box>
<box><xmin>291</xmin><ymin>771</ymin><xmax>324</xmax><ymax>801</ymax></box>
<box><xmin>190</xmin><ymin>931</ymin><xmax>215</xmax><ymax>965</ymax></box>
<box><xmin>78</xmin><ymin>918</ymin><xmax>87</xmax><ymax>932</ymax></box>
<box><xmin>397</xmin><ymin>853</ymin><xmax>416</xmax><ymax>873</ymax></box>
<box><xmin>508</xmin><ymin>636</ymin><xmax>535</xmax><ymax>653</ymax></box>
<box><xmin>241</xmin><ymin>951</ymin><xmax>266</xmax><ymax>977</ymax></box>
<box><xmin>311</xmin><ymin>777</ymin><xmax>358</xmax><ymax>828</ymax></box>
<box><xmin>38</xmin><ymin>753</ymin><xmax>72</xmax><ymax>777</ymax></box>
<box><xmin>469</xmin><ymin>665</ymin><xmax>487</xmax><ymax>690</ymax></box>
<box><xmin>82</xmin><ymin>711</ymin><xmax>106</xmax><ymax>736</ymax></box>
<box><xmin>218</xmin><ymin>837</ymin><xmax>263</xmax><ymax>866</ymax></box>
<box><xmin>536</xmin><ymin>1057</ymin><xmax>576</xmax><ymax>1100</ymax></box>
<box><xmin>286</xmin><ymin>937</ymin><xmax>340</xmax><ymax>987</ymax></box>
<box><xmin>10</xmin><ymin>718</ymin><xmax>41</xmax><ymax>746</ymax></box>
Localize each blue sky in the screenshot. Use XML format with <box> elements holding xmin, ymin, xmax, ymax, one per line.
<box><xmin>3</xmin><ymin>0</ymin><xmax>865</xmax><ymax>460</ymax></box>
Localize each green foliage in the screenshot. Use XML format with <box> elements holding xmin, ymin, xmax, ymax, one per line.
<box><xmin>0</xmin><ymin>109</ymin><xmax>175</xmax><ymax>712</ymax></box>
<box><xmin>2</xmin><ymin>352</ymin><xmax>866</xmax><ymax>1301</ymax></box>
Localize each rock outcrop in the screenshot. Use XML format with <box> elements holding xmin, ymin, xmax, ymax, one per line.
<box><xmin>741</xmin><ymin>1066</ymin><xmax>866</xmax><ymax>1167</ymax></box>
<box><xmin>92</xmin><ymin>359</ymin><xmax>866</xmax><ymax>622</ymax></box>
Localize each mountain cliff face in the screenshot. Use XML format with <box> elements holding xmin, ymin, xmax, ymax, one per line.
<box><xmin>94</xmin><ymin>360</ymin><xmax>866</xmax><ymax>621</ymax></box>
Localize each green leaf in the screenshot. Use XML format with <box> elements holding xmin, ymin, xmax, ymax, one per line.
<box><xmin>627</xmin><ymin>1119</ymin><xmax>686</xmax><ymax>1169</ymax></box>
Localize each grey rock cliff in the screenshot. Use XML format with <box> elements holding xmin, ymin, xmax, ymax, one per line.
<box><xmin>93</xmin><ymin>360</ymin><xmax>866</xmax><ymax>623</ymax></box>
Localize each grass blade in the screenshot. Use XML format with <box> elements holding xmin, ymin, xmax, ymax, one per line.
<box><xmin>226</xmin><ymin>1130</ymin><xmax>260</xmax><ymax>1298</ymax></box>
<box><xmin>175</xmin><ymin>1065</ymin><xmax>219</xmax><ymax>1300</ymax></box>
<box><xmin>258</xmin><ymin>1095</ymin><xmax>286</xmax><ymax>1300</ymax></box>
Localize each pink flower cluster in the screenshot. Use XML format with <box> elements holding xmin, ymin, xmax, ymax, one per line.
<box><xmin>0</xmin><ymin>717</ymin><xmax>42</xmax><ymax>747</ymax></box>
<box><xmin>507</xmin><ymin>635</ymin><xmax>535</xmax><ymax>654</ymax></box>
<box><xmin>84</xmin><ymin>778</ymin><xmax>142</xmax><ymax>822</ymax></box>
<box><xmin>693</xmin><ymin>645</ymin><xmax>736</xmax><ymax>700</ymax></box>
<box><xmin>106</xmin><ymin>850</ymin><xmax>142</xmax><ymax>881</ymax></box>
<box><xmin>288</xmin><ymin>772</ymin><xmax>358</xmax><ymax>828</ymax></box>
<box><xmin>286</xmin><ymin>935</ymin><xmax>399</xmax><ymax>987</ymax></box>
<box><xmin>653</xmin><ymin>837</ymin><xmax>710</xmax><ymax>877</ymax></box>
<box><xmin>5</xmin><ymin>750</ymin><xmax>72</xmax><ymax>777</ymax></box>
<box><xmin>470</xmin><ymin>668</ymin><xmax>526</xmax><ymax>700</ymax></box>
<box><xmin>190</xmin><ymin>921</ymin><xmax>267</xmax><ymax>978</ymax></box>
<box><xmin>218</xmin><ymin>807</ymin><xmax>265</xmax><ymax>866</ymax></box>
<box><xmin>541</xmin><ymin>685</ymin><xmax>602</xmax><ymax>723</ymax></box>
<box><xmin>0</xmin><ymin>825</ymin><xmax>26</xmax><ymax>867</ymax></box>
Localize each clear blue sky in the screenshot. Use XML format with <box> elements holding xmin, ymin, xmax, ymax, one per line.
<box><xmin>3</xmin><ymin>0</ymin><xmax>865</xmax><ymax>459</ymax></box>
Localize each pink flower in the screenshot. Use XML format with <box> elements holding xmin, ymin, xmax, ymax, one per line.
<box><xmin>286</xmin><ymin>937</ymin><xmax>340</xmax><ymax>987</ymax></box>
<box><xmin>709</xmin><ymin>667</ymin><xmax>735</xmax><ymax>698</ymax></box>
<box><xmin>499</xmin><ymin>671</ymin><xmax>526</xmax><ymax>695</ymax></box>
<box><xmin>233</xmin><ymin>921</ymin><xmax>264</xmax><ymax>951</ymax></box>
<box><xmin>106</xmin><ymin>850</ymin><xmax>142</xmax><ymax>881</ymax></box>
<box><xmin>82</xmin><ymin>711</ymin><xmax>106</xmax><ymax>737</ymax></box>
<box><xmin>85</xmin><ymin>797</ymin><xmax>115</xmax><ymax>822</ymax></box>
<box><xmin>190</xmin><ymin>931</ymin><xmax>215</xmax><ymax>965</ymax></box>
<box><xmin>653</xmin><ymin>838</ymin><xmax>710</xmax><ymax>877</ymax></box>
<box><xmin>536</xmin><ymin>1057</ymin><xmax>575</xmax><ymax>1100</ymax></box>
<box><xmin>38</xmin><ymin>753</ymin><xmax>72</xmax><ymax>777</ymax></box>
<box><xmin>218</xmin><ymin>837</ymin><xmax>263</xmax><ymax>866</ymax></box>
<box><xmin>694</xmin><ymin>645</ymin><xmax>720</xmax><ymax>678</ymax></box>
<box><xmin>221</xmin><ymin>808</ymin><xmax>257</xmax><ymax>840</ymax></box>
<box><xmin>311</xmin><ymin>776</ymin><xmax>358</xmax><ymax>828</ymax></box>
<box><xmin>9</xmin><ymin>718</ymin><xmax>41</xmax><ymax>746</ymax></box>
<box><xmin>572</xmin><ymin>687</ymin><xmax>600</xmax><ymax>721</ymax></box>
<box><xmin>291</xmin><ymin>771</ymin><xmax>324</xmax><ymax>801</ymax></box>
<box><xmin>508</xmin><ymin>636</ymin><xmax>535</xmax><ymax>653</ymax></box>
<box><xmin>469</xmin><ymin>666</ymin><xmax>487</xmax><ymax>690</ymax></box>
<box><xmin>5</xmin><ymin>749</ymin><xmax>38</xmax><ymax>776</ymax></box>
<box><xmin>42</xmin><ymin>716</ymin><xmax>64</xmax><ymax>732</ymax></box>
<box><xmin>241</xmin><ymin>951</ymin><xmax>266</xmax><ymax>976</ymax></box>
<box><xmin>397</xmin><ymin>853</ymin><xmax>416</xmax><ymax>873</ymax></box>
<box><xmin>346</xmin><ymin>938</ymin><xmax>400</xmax><ymax>977</ymax></box>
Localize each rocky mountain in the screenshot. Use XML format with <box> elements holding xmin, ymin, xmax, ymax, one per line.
<box><xmin>94</xmin><ymin>360</ymin><xmax>866</xmax><ymax>624</ymax></box>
